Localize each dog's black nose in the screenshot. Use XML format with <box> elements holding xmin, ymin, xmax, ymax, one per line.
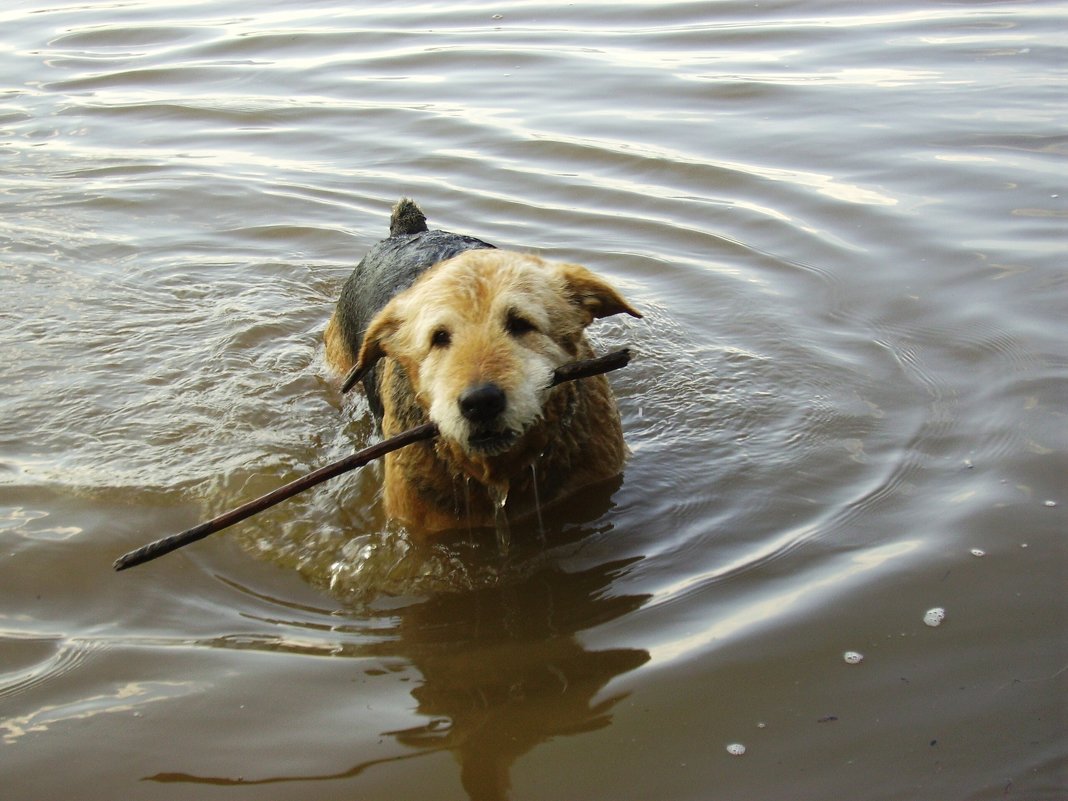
<box><xmin>458</xmin><ymin>383</ymin><xmax>507</xmax><ymax>424</ymax></box>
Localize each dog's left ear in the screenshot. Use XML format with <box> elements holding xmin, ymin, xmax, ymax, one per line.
<box><xmin>559</xmin><ymin>262</ymin><xmax>642</xmax><ymax>324</ymax></box>
<box><xmin>341</xmin><ymin>308</ymin><xmax>400</xmax><ymax>393</ymax></box>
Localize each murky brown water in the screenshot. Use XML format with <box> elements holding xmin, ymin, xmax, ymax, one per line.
<box><xmin>2</xmin><ymin>2</ymin><xmax>1065</xmax><ymax>799</ymax></box>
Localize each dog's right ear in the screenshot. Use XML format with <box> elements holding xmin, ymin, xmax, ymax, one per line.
<box><xmin>341</xmin><ymin>308</ymin><xmax>400</xmax><ymax>393</ymax></box>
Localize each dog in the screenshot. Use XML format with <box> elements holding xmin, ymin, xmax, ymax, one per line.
<box><xmin>324</xmin><ymin>199</ymin><xmax>641</xmax><ymax>531</ymax></box>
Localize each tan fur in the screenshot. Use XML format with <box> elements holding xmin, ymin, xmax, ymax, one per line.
<box><xmin>323</xmin><ymin>313</ymin><xmax>355</xmax><ymax>374</ymax></box>
<box><xmin>325</xmin><ymin>249</ymin><xmax>640</xmax><ymax>531</ymax></box>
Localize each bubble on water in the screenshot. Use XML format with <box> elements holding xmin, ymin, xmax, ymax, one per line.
<box><xmin>924</xmin><ymin>607</ymin><xmax>946</xmax><ymax>627</ymax></box>
<box><xmin>726</xmin><ymin>743</ymin><xmax>746</xmax><ymax>756</ymax></box>
<box><xmin>1044</xmin><ymin>500</ymin><xmax>1057</xmax><ymax>508</ymax></box>
<box><xmin>843</xmin><ymin>651</ymin><xmax>864</xmax><ymax>664</ymax></box>
<box><xmin>756</xmin><ymin>721</ymin><xmax>767</xmax><ymax>729</ymax></box>
<box><xmin>970</xmin><ymin>548</ymin><xmax>986</xmax><ymax>557</ymax></box>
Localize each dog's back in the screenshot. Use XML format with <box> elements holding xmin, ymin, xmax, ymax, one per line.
<box><xmin>330</xmin><ymin>199</ymin><xmax>495</xmax><ymax>416</ymax></box>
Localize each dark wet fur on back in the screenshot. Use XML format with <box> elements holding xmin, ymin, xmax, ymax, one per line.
<box><xmin>333</xmin><ymin>199</ymin><xmax>495</xmax><ymax>417</ymax></box>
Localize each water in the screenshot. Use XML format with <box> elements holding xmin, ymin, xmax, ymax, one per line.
<box><xmin>2</xmin><ymin>2</ymin><xmax>1066</xmax><ymax>799</ymax></box>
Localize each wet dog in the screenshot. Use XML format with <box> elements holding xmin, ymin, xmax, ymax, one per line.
<box><xmin>324</xmin><ymin>199</ymin><xmax>641</xmax><ymax>531</ymax></box>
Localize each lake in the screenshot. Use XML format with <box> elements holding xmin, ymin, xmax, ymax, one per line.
<box><xmin>1</xmin><ymin>1</ymin><xmax>1065</xmax><ymax>799</ymax></box>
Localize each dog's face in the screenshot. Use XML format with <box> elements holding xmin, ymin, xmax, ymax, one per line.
<box><xmin>356</xmin><ymin>250</ymin><xmax>640</xmax><ymax>455</ymax></box>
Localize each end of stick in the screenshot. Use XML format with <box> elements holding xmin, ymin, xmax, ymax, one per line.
<box><xmin>113</xmin><ymin>546</ymin><xmax>151</xmax><ymax>572</ymax></box>
<box><xmin>113</xmin><ymin>547</ymin><xmax>146</xmax><ymax>571</ymax></box>
<box><xmin>340</xmin><ymin>362</ymin><xmax>370</xmax><ymax>394</ymax></box>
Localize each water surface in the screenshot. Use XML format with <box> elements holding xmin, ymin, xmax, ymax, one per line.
<box><xmin>2</xmin><ymin>2</ymin><xmax>1065</xmax><ymax>799</ymax></box>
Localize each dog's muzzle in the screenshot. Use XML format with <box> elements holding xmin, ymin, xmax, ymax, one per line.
<box><xmin>458</xmin><ymin>383</ymin><xmax>517</xmax><ymax>454</ymax></box>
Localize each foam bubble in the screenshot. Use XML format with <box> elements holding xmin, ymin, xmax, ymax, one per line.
<box><xmin>924</xmin><ymin>607</ymin><xmax>946</xmax><ymax>627</ymax></box>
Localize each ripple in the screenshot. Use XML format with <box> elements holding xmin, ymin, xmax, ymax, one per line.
<box><xmin>0</xmin><ymin>637</ymin><xmax>107</xmax><ymax>702</ymax></box>
<box><xmin>642</xmin><ymin>540</ymin><xmax>923</xmax><ymax>665</ymax></box>
<box><xmin>48</xmin><ymin>23</ymin><xmax>206</xmax><ymax>51</ymax></box>
<box><xmin>1</xmin><ymin>674</ymin><xmax>193</xmax><ymax>745</ymax></box>
<box><xmin>0</xmin><ymin>506</ymin><xmax>81</xmax><ymax>541</ymax></box>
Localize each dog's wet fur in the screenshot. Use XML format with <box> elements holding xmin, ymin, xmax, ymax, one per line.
<box><xmin>324</xmin><ymin>199</ymin><xmax>641</xmax><ymax>531</ymax></box>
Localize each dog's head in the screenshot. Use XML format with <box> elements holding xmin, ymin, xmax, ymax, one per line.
<box><xmin>355</xmin><ymin>250</ymin><xmax>640</xmax><ymax>455</ymax></box>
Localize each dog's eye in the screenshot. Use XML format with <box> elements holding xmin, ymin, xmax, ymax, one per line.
<box><xmin>505</xmin><ymin>311</ymin><xmax>538</xmax><ymax>337</ymax></box>
<box><xmin>430</xmin><ymin>327</ymin><xmax>451</xmax><ymax>349</ymax></box>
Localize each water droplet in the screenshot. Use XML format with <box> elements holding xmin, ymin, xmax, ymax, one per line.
<box><xmin>530</xmin><ymin>462</ymin><xmax>545</xmax><ymax>537</ymax></box>
<box><xmin>924</xmin><ymin>607</ymin><xmax>946</xmax><ymax>627</ymax></box>
<box><xmin>843</xmin><ymin>651</ymin><xmax>864</xmax><ymax>664</ymax></box>
<box><xmin>489</xmin><ymin>483</ymin><xmax>512</xmax><ymax>554</ymax></box>
<box><xmin>489</xmin><ymin>484</ymin><xmax>508</xmax><ymax>510</ymax></box>
<box><xmin>970</xmin><ymin>548</ymin><xmax>986</xmax><ymax>557</ymax></box>
<box><xmin>726</xmin><ymin>743</ymin><xmax>746</xmax><ymax>756</ymax></box>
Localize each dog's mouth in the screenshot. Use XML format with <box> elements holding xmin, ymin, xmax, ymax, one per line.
<box><xmin>466</xmin><ymin>427</ymin><xmax>520</xmax><ymax>455</ymax></box>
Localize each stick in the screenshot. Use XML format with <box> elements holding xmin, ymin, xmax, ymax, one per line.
<box><xmin>113</xmin><ymin>423</ymin><xmax>437</xmax><ymax>571</ymax></box>
<box><xmin>549</xmin><ymin>347</ymin><xmax>631</xmax><ymax>385</ymax></box>
<box><xmin>113</xmin><ymin>348</ymin><xmax>632</xmax><ymax>571</ymax></box>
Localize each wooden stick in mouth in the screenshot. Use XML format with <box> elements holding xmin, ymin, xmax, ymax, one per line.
<box><xmin>113</xmin><ymin>348</ymin><xmax>632</xmax><ymax>571</ymax></box>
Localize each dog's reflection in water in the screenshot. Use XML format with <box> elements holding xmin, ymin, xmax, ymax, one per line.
<box><xmin>385</xmin><ymin>553</ymin><xmax>650</xmax><ymax>800</ymax></box>
<box><xmin>145</xmin><ymin>549</ymin><xmax>650</xmax><ymax>801</ymax></box>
